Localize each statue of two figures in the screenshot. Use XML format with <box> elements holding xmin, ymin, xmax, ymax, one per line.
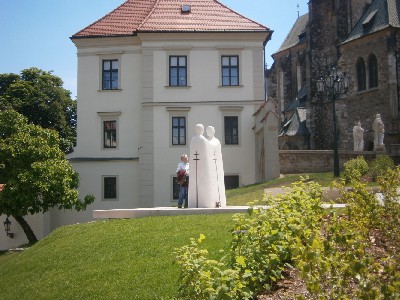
<box><xmin>189</xmin><ymin>124</ymin><xmax>226</xmax><ymax>208</ymax></box>
<box><xmin>353</xmin><ymin>113</ymin><xmax>385</xmax><ymax>152</ymax></box>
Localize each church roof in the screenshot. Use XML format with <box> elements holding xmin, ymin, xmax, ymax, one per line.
<box><xmin>72</xmin><ymin>0</ymin><xmax>270</xmax><ymax>38</ymax></box>
<box><xmin>279</xmin><ymin>107</ymin><xmax>310</xmax><ymax>137</ymax></box>
<box><xmin>275</xmin><ymin>13</ymin><xmax>309</xmax><ymax>54</ymax></box>
<box><xmin>343</xmin><ymin>0</ymin><xmax>400</xmax><ymax>44</ymax></box>
<box><xmin>283</xmin><ymin>85</ymin><xmax>307</xmax><ymax>113</ymax></box>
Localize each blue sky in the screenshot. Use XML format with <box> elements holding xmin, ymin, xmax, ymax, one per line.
<box><xmin>0</xmin><ymin>0</ymin><xmax>308</xmax><ymax>98</ymax></box>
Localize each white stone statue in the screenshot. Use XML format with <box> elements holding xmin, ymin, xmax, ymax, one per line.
<box><xmin>188</xmin><ymin>124</ymin><xmax>226</xmax><ymax>208</ymax></box>
<box><xmin>353</xmin><ymin>121</ymin><xmax>364</xmax><ymax>151</ymax></box>
<box><xmin>373</xmin><ymin>113</ymin><xmax>385</xmax><ymax>151</ymax></box>
<box><xmin>206</xmin><ymin>126</ymin><xmax>226</xmax><ymax>208</ymax></box>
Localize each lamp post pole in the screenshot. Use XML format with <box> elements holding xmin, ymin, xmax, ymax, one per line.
<box><xmin>317</xmin><ymin>66</ymin><xmax>349</xmax><ymax>178</ymax></box>
<box><xmin>332</xmin><ymin>91</ymin><xmax>340</xmax><ymax>177</ymax></box>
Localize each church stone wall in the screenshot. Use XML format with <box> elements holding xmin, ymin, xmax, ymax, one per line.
<box><xmin>279</xmin><ymin>150</ymin><xmax>377</xmax><ymax>174</ymax></box>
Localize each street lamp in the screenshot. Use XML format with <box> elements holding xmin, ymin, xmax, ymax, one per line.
<box><xmin>317</xmin><ymin>66</ymin><xmax>350</xmax><ymax>177</ymax></box>
<box><xmin>3</xmin><ymin>217</ymin><xmax>14</xmax><ymax>239</ymax></box>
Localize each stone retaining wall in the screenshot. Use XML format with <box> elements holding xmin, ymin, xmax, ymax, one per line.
<box><xmin>279</xmin><ymin>150</ymin><xmax>378</xmax><ymax>174</ymax></box>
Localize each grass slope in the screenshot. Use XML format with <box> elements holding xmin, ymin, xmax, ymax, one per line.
<box><xmin>226</xmin><ymin>172</ymin><xmax>334</xmax><ymax>206</ymax></box>
<box><xmin>0</xmin><ymin>214</ymin><xmax>234</xmax><ymax>300</ymax></box>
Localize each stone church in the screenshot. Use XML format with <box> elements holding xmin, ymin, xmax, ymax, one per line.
<box><xmin>268</xmin><ymin>0</ymin><xmax>400</xmax><ymax>156</ymax></box>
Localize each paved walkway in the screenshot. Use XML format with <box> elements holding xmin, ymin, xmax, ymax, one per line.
<box><xmin>93</xmin><ymin>187</ymin><xmax>349</xmax><ymax>219</ymax></box>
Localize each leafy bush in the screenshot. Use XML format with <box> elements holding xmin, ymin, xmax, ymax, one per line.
<box><xmin>368</xmin><ymin>154</ymin><xmax>394</xmax><ymax>181</ymax></box>
<box><xmin>175</xmin><ymin>171</ymin><xmax>400</xmax><ymax>299</ymax></box>
<box><xmin>343</xmin><ymin>156</ymin><xmax>369</xmax><ymax>183</ymax></box>
<box><xmin>175</xmin><ymin>179</ymin><xmax>325</xmax><ymax>299</ymax></box>
<box><xmin>295</xmin><ymin>170</ymin><xmax>400</xmax><ymax>299</ymax></box>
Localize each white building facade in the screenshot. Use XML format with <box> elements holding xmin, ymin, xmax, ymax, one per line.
<box><xmin>1</xmin><ymin>0</ymin><xmax>277</xmax><ymax>249</ymax></box>
<box><xmin>61</xmin><ymin>0</ymin><xmax>273</xmax><ymax>226</ymax></box>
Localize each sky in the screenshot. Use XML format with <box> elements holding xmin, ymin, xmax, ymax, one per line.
<box><xmin>0</xmin><ymin>0</ymin><xmax>308</xmax><ymax>98</ymax></box>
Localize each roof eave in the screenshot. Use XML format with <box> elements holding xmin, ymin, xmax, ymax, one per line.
<box><xmin>70</xmin><ymin>33</ymin><xmax>137</xmax><ymax>40</ymax></box>
<box><xmin>136</xmin><ymin>29</ymin><xmax>270</xmax><ymax>34</ymax></box>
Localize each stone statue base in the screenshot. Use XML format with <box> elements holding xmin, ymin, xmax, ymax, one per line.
<box><xmin>374</xmin><ymin>145</ymin><xmax>386</xmax><ymax>153</ymax></box>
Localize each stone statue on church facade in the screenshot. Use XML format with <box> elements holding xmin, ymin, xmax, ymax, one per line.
<box><xmin>353</xmin><ymin>121</ymin><xmax>364</xmax><ymax>151</ymax></box>
<box><xmin>373</xmin><ymin>113</ymin><xmax>386</xmax><ymax>152</ymax></box>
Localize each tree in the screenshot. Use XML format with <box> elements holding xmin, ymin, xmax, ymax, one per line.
<box><xmin>0</xmin><ymin>109</ymin><xmax>94</xmax><ymax>244</ymax></box>
<box><xmin>0</xmin><ymin>67</ymin><xmax>76</xmax><ymax>153</ymax></box>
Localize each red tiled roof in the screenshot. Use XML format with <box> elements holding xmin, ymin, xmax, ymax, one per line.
<box><xmin>72</xmin><ymin>0</ymin><xmax>269</xmax><ymax>38</ymax></box>
<box><xmin>73</xmin><ymin>0</ymin><xmax>157</xmax><ymax>37</ymax></box>
<box><xmin>0</xmin><ymin>184</ymin><xmax>5</xmax><ymax>192</ymax></box>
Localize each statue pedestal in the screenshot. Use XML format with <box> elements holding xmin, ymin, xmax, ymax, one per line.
<box><xmin>374</xmin><ymin>145</ymin><xmax>386</xmax><ymax>153</ymax></box>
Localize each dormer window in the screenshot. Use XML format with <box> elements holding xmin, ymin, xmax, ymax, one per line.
<box><xmin>298</xmin><ymin>32</ymin><xmax>306</xmax><ymax>43</ymax></box>
<box><xmin>181</xmin><ymin>5</ymin><xmax>191</xmax><ymax>13</ymax></box>
<box><xmin>363</xmin><ymin>10</ymin><xmax>377</xmax><ymax>29</ymax></box>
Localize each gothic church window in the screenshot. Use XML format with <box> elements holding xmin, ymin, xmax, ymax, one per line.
<box><xmin>368</xmin><ymin>54</ymin><xmax>378</xmax><ymax>89</ymax></box>
<box><xmin>357</xmin><ymin>58</ymin><xmax>366</xmax><ymax>91</ymax></box>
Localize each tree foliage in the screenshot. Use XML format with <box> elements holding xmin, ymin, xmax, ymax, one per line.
<box><xmin>0</xmin><ymin>110</ymin><xmax>94</xmax><ymax>243</ymax></box>
<box><xmin>0</xmin><ymin>67</ymin><xmax>76</xmax><ymax>153</ymax></box>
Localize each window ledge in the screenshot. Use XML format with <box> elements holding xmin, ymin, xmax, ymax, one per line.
<box><xmin>218</xmin><ymin>85</ymin><xmax>244</xmax><ymax>88</ymax></box>
<box><xmin>164</xmin><ymin>86</ymin><xmax>192</xmax><ymax>89</ymax></box>
<box><xmin>97</xmin><ymin>89</ymin><xmax>123</xmax><ymax>92</ymax></box>
<box><xmin>356</xmin><ymin>87</ymin><xmax>379</xmax><ymax>94</ymax></box>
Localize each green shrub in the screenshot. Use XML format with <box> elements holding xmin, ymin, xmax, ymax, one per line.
<box><xmin>175</xmin><ymin>173</ymin><xmax>400</xmax><ymax>299</ymax></box>
<box><xmin>343</xmin><ymin>156</ymin><xmax>369</xmax><ymax>183</ymax></box>
<box><xmin>368</xmin><ymin>154</ymin><xmax>394</xmax><ymax>181</ymax></box>
<box><xmin>175</xmin><ymin>179</ymin><xmax>325</xmax><ymax>299</ymax></box>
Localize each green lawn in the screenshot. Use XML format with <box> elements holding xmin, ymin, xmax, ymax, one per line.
<box><xmin>226</xmin><ymin>172</ymin><xmax>335</xmax><ymax>206</ymax></box>
<box><xmin>0</xmin><ymin>172</ymin><xmax>338</xmax><ymax>299</ymax></box>
<box><xmin>0</xmin><ymin>214</ymin><xmax>234</xmax><ymax>300</ymax></box>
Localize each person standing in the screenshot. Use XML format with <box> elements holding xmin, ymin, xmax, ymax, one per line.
<box><xmin>176</xmin><ymin>154</ymin><xmax>189</xmax><ymax>208</ymax></box>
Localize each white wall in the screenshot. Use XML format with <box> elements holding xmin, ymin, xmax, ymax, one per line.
<box><xmin>51</xmin><ymin>160</ymin><xmax>139</xmax><ymax>229</ymax></box>
<box><xmin>0</xmin><ymin>214</ymin><xmax>46</xmax><ymax>251</ymax></box>
<box><xmin>144</xmin><ymin>33</ymin><xmax>267</xmax><ymax>206</ymax></box>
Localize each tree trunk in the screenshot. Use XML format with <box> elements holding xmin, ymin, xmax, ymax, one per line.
<box><xmin>12</xmin><ymin>215</ymin><xmax>38</xmax><ymax>244</ymax></box>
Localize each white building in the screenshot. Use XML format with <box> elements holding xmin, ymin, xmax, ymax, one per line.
<box><xmin>1</xmin><ymin>0</ymin><xmax>280</xmax><ymax>249</ymax></box>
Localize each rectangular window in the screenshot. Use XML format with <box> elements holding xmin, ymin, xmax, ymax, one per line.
<box><xmin>224</xmin><ymin>175</ymin><xmax>239</xmax><ymax>190</ymax></box>
<box><xmin>221</xmin><ymin>56</ymin><xmax>239</xmax><ymax>86</ymax></box>
<box><xmin>172</xmin><ymin>176</ymin><xmax>179</xmax><ymax>199</ymax></box>
<box><xmin>103</xmin><ymin>176</ymin><xmax>117</xmax><ymax>199</ymax></box>
<box><xmin>102</xmin><ymin>59</ymin><xmax>119</xmax><ymax>90</ymax></box>
<box><xmin>103</xmin><ymin>120</ymin><xmax>117</xmax><ymax>148</ymax></box>
<box><xmin>169</xmin><ymin>56</ymin><xmax>187</xmax><ymax>86</ymax></box>
<box><xmin>172</xmin><ymin>116</ymin><xmax>186</xmax><ymax>145</ymax></box>
<box><xmin>224</xmin><ymin>116</ymin><xmax>239</xmax><ymax>145</ymax></box>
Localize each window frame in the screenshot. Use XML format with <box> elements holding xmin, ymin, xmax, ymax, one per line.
<box><xmin>357</xmin><ymin>57</ymin><xmax>366</xmax><ymax>92</ymax></box>
<box><xmin>224</xmin><ymin>116</ymin><xmax>239</xmax><ymax>145</ymax></box>
<box><xmin>102</xmin><ymin>59</ymin><xmax>119</xmax><ymax>90</ymax></box>
<box><xmin>103</xmin><ymin>120</ymin><xmax>117</xmax><ymax>149</ymax></box>
<box><xmin>169</xmin><ymin>55</ymin><xmax>187</xmax><ymax>87</ymax></box>
<box><xmin>102</xmin><ymin>175</ymin><xmax>118</xmax><ymax>201</ymax></box>
<box><xmin>98</xmin><ymin>112</ymin><xmax>121</xmax><ymax>150</ymax></box>
<box><xmin>166</xmin><ymin>107</ymin><xmax>190</xmax><ymax>147</ymax></box>
<box><xmin>221</xmin><ymin>55</ymin><xmax>240</xmax><ymax>86</ymax></box>
<box><xmin>368</xmin><ymin>54</ymin><xmax>378</xmax><ymax>89</ymax></box>
<box><xmin>172</xmin><ymin>176</ymin><xmax>179</xmax><ymax>200</ymax></box>
<box><xmin>224</xmin><ymin>175</ymin><xmax>240</xmax><ymax>190</ymax></box>
<box><xmin>171</xmin><ymin>116</ymin><xmax>187</xmax><ymax>146</ymax></box>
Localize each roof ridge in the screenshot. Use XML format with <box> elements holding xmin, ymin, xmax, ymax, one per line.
<box><xmin>137</xmin><ymin>0</ymin><xmax>160</xmax><ymax>31</ymax></box>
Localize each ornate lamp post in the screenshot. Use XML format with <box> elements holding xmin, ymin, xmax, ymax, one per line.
<box><xmin>3</xmin><ymin>217</ymin><xmax>14</xmax><ymax>238</ymax></box>
<box><xmin>317</xmin><ymin>66</ymin><xmax>350</xmax><ymax>177</ymax></box>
